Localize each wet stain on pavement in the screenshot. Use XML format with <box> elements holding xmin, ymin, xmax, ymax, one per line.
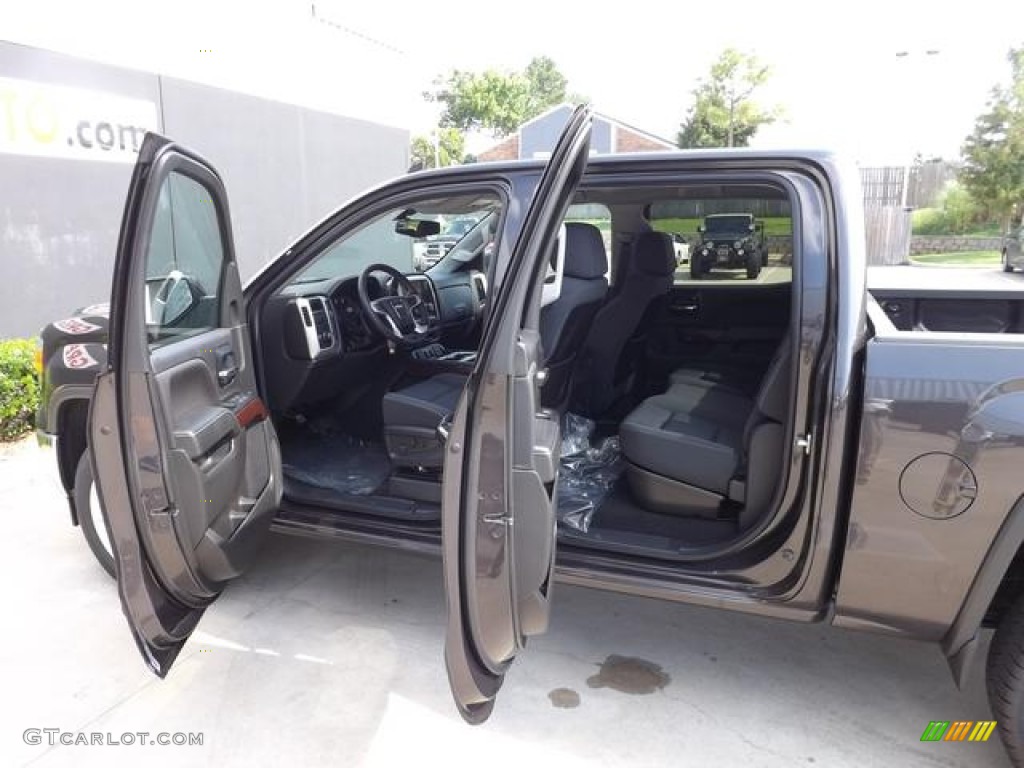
<box><xmin>586</xmin><ymin>654</ymin><xmax>670</xmax><ymax>694</ymax></box>
<box><xmin>548</xmin><ymin>687</ymin><xmax>581</xmax><ymax>708</ymax></box>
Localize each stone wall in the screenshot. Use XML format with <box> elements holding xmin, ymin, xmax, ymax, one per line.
<box><xmin>909</xmin><ymin>236</ymin><xmax>1003</xmax><ymax>255</ymax></box>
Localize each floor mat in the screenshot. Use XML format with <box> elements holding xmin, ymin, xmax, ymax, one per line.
<box><xmin>281</xmin><ymin>430</ymin><xmax>391</xmax><ymax>497</ymax></box>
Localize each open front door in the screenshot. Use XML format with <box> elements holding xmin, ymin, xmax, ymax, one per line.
<box><xmin>442</xmin><ymin>106</ymin><xmax>593</xmax><ymax>721</ymax></box>
<box><xmin>89</xmin><ymin>134</ymin><xmax>282</xmax><ymax>676</ymax></box>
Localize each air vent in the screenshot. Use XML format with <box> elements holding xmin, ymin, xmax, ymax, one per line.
<box><xmin>308</xmin><ymin>297</ymin><xmax>334</xmax><ymax>350</ymax></box>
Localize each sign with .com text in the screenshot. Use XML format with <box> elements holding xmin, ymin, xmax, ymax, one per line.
<box><xmin>0</xmin><ymin>76</ymin><xmax>159</xmax><ymax>163</ymax></box>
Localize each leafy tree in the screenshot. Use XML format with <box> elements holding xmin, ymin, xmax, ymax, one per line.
<box><xmin>677</xmin><ymin>49</ymin><xmax>779</xmax><ymax>148</ymax></box>
<box><xmin>426</xmin><ymin>56</ymin><xmax>577</xmax><ymax>137</ymax></box>
<box><xmin>961</xmin><ymin>47</ymin><xmax>1024</xmax><ymax>228</ymax></box>
<box><xmin>409</xmin><ymin>128</ymin><xmax>466</xmax><ymax>170</ymax></box>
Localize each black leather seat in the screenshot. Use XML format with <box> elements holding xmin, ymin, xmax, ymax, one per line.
<box><xmin>619</xmin><ymin>335</ymin><xmax>791</xmax><ymax>522</ymax></box>
<box><xmin>572</xmin><ymin>231</ymin><xmax>676</xmax><ymax>417</ymax></box>
<box><xmin>537</xmin><ymin>223</ymin><xmax>609</xmax><ymax>407</ymax></box>
<box><xmin>382</xmin><ymin>223</ymin><xmax>609</xmax><ymax>469</ymax></box>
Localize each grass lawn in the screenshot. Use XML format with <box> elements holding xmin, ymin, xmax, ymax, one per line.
<box><xmin>910</xmin><ymin>251</ymin><xmax>1000</xmax><ymax>266</ymax></box>
<box><xmin>652</xmin><ymin>217</ymin><xmax>793</xmax><ymax>236</ymax></box>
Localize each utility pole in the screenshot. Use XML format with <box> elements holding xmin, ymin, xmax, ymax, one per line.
<box><xmin>894</xmin><ymin>49</ymin><xmax>940</xmax><ymax>208</ymax></box>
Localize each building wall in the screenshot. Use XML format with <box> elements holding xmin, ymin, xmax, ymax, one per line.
<box><xmin>519</xmin><ymin>106</ymin><xmax>613</xmax><ymax>158</ymax></box>
<box><xmin>0</xmin><ymin>42</ymin><xmax>408</xmax><ymax>338</ymax></box>
<box><xmin>615</xmin><ymin>128</ymin><xmax>674</xmax><ymax>153</ymax></box>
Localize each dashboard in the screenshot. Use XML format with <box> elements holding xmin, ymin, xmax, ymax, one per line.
<box><xmin>259</xmin><ymin>269</ymin><xmax>487</xmax><ymax>413</ymax></box>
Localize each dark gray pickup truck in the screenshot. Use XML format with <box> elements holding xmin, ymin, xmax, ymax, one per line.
<box><xmin>36</xmin><ymin>107</ymin><xmax>1024</xmax><ymax>762</ymax></box>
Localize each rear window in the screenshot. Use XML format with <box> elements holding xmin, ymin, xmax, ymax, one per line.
<box><xmin>648</xmin><ymin>198</ymin><xmax>793</xmax><ymax>286</ymax></box>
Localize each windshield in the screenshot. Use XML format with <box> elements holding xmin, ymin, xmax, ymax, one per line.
<box><xmin>289</xmin><ymin>196</ymin><xmax>500</xmax><ymax>285</ymax></box>
<box><xmin>705</xmin><ymin>215</ymin><xmax>753</xmax><ymax>233</ymax></box>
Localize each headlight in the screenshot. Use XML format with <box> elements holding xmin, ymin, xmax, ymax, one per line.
<box><xmin>706</xmin><ymin>240</ymin><xmax>714</xmax><ymax>248</ymax></box>
<box><xmin>701</xmin><ymin>248</ymin><xmax>709</xmax><ymax>255</ymax></box>
<box><xmin>737</xmin><ymin>248</ymin><xmax>745</xmax><ymax>255</ymax></box>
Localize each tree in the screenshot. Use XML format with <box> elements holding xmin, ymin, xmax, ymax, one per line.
<box><xmin>677</xmin><ymin>49</ymin><xmax>779</xmax><ymax>149</ymax></box>
<box><xmin>961</xmin><ymin>47</ymin><xmax>1024</xmax><ymax>228</ymax></box>
<box><xmin>426</xmin><ymin>56</ymin><xmax>577</xmax><ymax>138</ymax></box>
<box><xmin>409</xmin><ymin>128</ymin><xmax>466</xmax><ymax>171</ymax></box>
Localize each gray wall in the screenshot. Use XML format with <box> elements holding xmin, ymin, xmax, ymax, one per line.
<box><xmin>520</xmin><ymin>106</ymin><xmax>612</xmax><ymax>158</ymax></box>
<box><xmin>0</xmin><ymin>42</ymin><xmax>408</xmax><ymax>338</ymax></box>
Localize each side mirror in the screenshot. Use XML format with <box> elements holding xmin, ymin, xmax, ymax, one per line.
<box><xmin>748</xmin><ymin>223</ymin><xmax>756</xmax><ymax>232</ymax></box>
<box><xmin>697</xmin><ymin>225</ymin><xmax>705</xmax><ymax>234</ymax></box>
<box><xmin>146</xmin><ymin>271</ymin><xmax>199</xmax><ymax>327</ymax></box>
<box><xmin>394</xmin><ymin>217</ymin><xmax>441</xmax><ymax>239</ymax></box>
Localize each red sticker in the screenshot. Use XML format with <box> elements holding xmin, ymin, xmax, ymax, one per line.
<box><xmin>53</xmin><ymin>318</ymin><xmax>101</xmax><ymax>335</ymax></box>
<box><xmin>63</xmin><ymin>344</ymin><xmax>98</xmax><ymax>370</ymax></box>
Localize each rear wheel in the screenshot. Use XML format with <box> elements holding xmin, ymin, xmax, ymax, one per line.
<box><xmin>987</xmin><ymin>592</ymin><xmax>1024</xmax><ymax>765</ymax></box>
<box><xmin>1004</xmin><ymin>252</ymin><xmax>1014</xmax><ymax>273</ymax></box>
<box><xmin>75</xmin><ymin>451</ymin><xmax>115</xmax><ymax>578</ymax></box>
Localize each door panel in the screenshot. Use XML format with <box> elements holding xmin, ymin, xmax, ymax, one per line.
<box><xmin>89</xmin><ymin>133</ymin><xmax>281</xmax><ymax>676</ymax></box>
<box><xmin>442</xmin><ymin>105</ymin><xmax>592</xmax><ymax>721</ymax></box>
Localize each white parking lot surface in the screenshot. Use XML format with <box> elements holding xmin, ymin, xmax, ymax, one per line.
<box><xmin>0</xmin><ymin>438</ymin><xmax>1010</xmax><ymax>767</ymax></box>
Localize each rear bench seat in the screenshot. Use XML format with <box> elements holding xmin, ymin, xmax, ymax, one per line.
<box><xmin>619</xmin><ymin>336</ymin><xmax>791</xmax><ymax>520</ymax></box>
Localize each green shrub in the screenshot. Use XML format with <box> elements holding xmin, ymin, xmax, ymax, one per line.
<box><xmin>912</xmin><ymin>182</ymin><xmax>986</xmax><ymax>235</ymax></box>
<box><xmin>912</xmin><ymin>207</ymin><xmax>947</xmax><ymax>235</ymax></box>
<box><xmin>0</xmin><ymin>339</ymin><xmax>41</xmax><ymax>441</ymax></box>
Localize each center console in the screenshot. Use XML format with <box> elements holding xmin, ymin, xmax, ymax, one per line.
<box><xmin>410</xmin><ymin>343</ymin><xmax>477</xmax><ymax>367</ymax></box>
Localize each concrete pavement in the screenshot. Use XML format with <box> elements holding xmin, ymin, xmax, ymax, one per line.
<box><xmin>0</xmin><ymin>437</ymin><xmax>1010</xmax><ymax>767</ymax></box>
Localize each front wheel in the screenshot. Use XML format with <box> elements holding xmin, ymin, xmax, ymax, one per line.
<box><xmin>1004</xmin><ymin>252</ymin><xmax>1014</xmax><ymax>273</ymax></box>
<box><xmin>75</xmin><ymin>452</ymin><xmax>115</xmax><ymax>578</ymax></box>
<box><xmin>987</xmin><ymin>593</ymin><xmax>1024</xmax><ymax>765</ymax></box>
<box><xmin>746</xmin><ymin>256</ymin><xmax>761</xmax><ymax>280</ymax></box>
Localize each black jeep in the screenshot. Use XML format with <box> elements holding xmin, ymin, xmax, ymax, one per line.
<box><xmin>690</xmin><ymin>213</ymin><xmax>767</xmax><ymax>279</ymax></box>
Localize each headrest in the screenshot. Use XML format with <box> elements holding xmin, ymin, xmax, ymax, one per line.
<box><xmin>562</xmin><ymin>222</ymin><xmax>609</xmax><ymax>279</ymax></box>
<box><xmin>631</xmin><ymin>231</ymin><xmax>677</xmax><ymax>277</ymax></box>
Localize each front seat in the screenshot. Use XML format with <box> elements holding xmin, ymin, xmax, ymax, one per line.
<box><xmin>572</xmin><ymin>231</ymin><xmax>676</xmax><ymax>417</ymax></box>
<box><xmin>382</xmin><ymin>222</ymin><xmax>609</xmax><ymax>469</ymax></box>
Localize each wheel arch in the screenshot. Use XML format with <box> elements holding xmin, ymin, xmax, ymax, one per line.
<box><xmin>943</xmin><ymin>494</ymin><xmax>1024</xmax><ymax>687</ymax></box>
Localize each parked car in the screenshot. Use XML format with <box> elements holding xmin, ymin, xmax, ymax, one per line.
<box><xmin>37</xmin><ymin>107</ymin><xmax>1024</xmax><ymax>761</ymax></box>
<box><xmin>690</xmin><ymin>213</ymin><xmax>768</xmax><ymax>279</ymax></box>
<box><xmin>670</xmin><ymin>232</ymin><xmax>689</xmax><ymax>266</ymax></box>
<box><xmin>1003</xmin><ymin>220</ymin><xmax>1024</xmax><ymax>273</ymax></box>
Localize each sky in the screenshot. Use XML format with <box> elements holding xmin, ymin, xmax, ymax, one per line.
<box><xmin>3</xmin><ymin>0</ymin><xmax>1022</xmax><ymax>165</ymax></box>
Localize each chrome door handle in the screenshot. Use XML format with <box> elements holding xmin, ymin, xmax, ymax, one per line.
<box><xmin>217</xmin><ymin>366</ymin><xmax>238</xmax><ymax>387</ymax></box>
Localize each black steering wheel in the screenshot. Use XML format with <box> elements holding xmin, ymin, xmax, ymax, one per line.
<box><xmin>357</xmin><ymin>263</ymin><xmax>432</xmax><ymax>346</ymax></box>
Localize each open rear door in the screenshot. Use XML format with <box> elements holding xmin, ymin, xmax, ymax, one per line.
<box><xmin>442</xmin><ymin>105</ymin><xmax>593</xmax><ymax>721</ymax></box>
<box><xmin>89</xmin><ymin>133</ymin><xmax>282</xmax><ymax>676</ymax></box>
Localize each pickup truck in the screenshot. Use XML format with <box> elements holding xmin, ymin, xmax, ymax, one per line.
<box><xmin>36</xmin><ymin>106</ymin><xmax>1024</xmax><ymax>762</ymax></box>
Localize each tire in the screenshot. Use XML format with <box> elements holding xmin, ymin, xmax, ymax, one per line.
<box><xmin>1004</xmin><ymin>252</ymin><xmax>1014</xmax><ymax>273</ymax></box>
<box><xmin>746</xmin><ymin>256</ymin><xmax>761</xmax><ymax>280</ymax></box>
<box><xmin>987</xmin><ymin>592</ymin><xmax>1024</xmax><ymax>765</ymax></box>
<box><xmin>74</xmin><ymin>452</ymin><xmax>115</xmax><ymax>578</ymax></box>
<box><xmin>761</xmin><ymin>248</ymin><xmax>769</xmax><ymax>267</ymax></box>
<box><xmin>690</xmin><ymin>259</ymin><xmax>703</xmax><ymax>280</ymax></box>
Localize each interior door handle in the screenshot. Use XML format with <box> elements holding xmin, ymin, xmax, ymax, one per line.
<box><xmin>217</xmin><ymin>366</ymin><xmax>238</xmax><ymax>387</ymax></box>
<box><xmin>672</xmin><ymin>302</ymin><xmax>699</xmax><ymax>313</ymax></box>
